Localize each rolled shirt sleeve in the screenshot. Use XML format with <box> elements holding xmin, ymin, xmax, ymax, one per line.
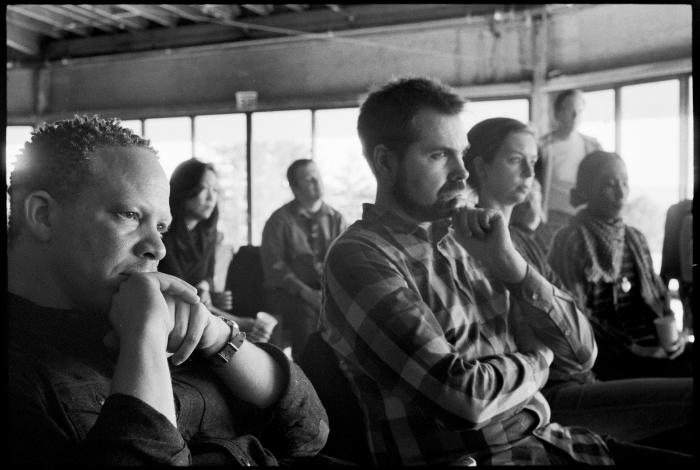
<box><xmin>506</xmin><ymin>265</ymin><xmax>597</xmax><ymax>383</ymax></box>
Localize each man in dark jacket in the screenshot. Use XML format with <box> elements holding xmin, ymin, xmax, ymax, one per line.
<box><xmin>7</xmin><ymin>116</ymin><xmax>328</xmax><ymax>466</ymax></box>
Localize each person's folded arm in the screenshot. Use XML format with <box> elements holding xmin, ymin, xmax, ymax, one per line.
<box><xmin>323</xmin><ymin>237</ymin><xmax>551</xmax><ymax>432</ymax></box>
<box><xmin>506</xmin><ymin>265</ymin><xmax>597</xmax><ymax>382</ymax></box>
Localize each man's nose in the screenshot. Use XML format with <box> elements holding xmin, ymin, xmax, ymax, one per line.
<box><xmin>522</xmin><ymin>160</ymin><xmax>534</xmax><ymax>177</ymax></box>
<box><xmin>136</xmin><ymin>229</ymin><xmax>167</xmax><ymax>262</ymax></box>
<box><xmin>449</xmin><ymin>155</ymin><xmax>468</xmax><ymax>180</ymax></box>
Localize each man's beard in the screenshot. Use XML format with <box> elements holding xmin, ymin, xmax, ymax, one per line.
<box><xmin>392</xmin><ymin>176</ymin><xmax>465</xmax><ymax>222</ymax></box>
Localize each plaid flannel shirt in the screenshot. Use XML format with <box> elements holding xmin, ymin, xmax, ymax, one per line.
<box><xmin>320</xmin><ymin>203</ymin><xmax>612</xmax><ymax>465</ymax></box>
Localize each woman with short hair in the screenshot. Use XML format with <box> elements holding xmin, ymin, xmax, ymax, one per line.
<box><xmin>549</xmin><ymin>150</ymin><xmax>692</xmax><ymax>380</ymax></box>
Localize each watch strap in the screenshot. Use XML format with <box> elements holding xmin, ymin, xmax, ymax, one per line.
<box><xmin>205</xmin><ymin>316</ymin><xmax>246</xmax><ymax>367</ymax></box>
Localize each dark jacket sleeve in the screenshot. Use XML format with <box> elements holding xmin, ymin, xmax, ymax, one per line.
<box><xmin>84</xmin><ymin>394</ymin><xmax>190</xmax><ymax>465</ymax></box>
<box><xmin>9</xmin><ymin>352</ymin><xmax>189</xmax><ymax>466</ymax></box>
<box><xmin>256</xmin><ymin>342</ymin><xmax>329</xmax><ymax>458</ymax></box>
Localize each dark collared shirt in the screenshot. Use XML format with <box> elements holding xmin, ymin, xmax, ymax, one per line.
<box><xmin>261</xmin><ymin>200</ymin><xmax>347</xmax><ymax>295</ymax></box>
<box><xmin>321</xmin><ymin>203</ymin><xmax>610</xmax><ymax>465</ymax></box>
<box><xmin>8</xmin><ymin>294</ymin><xmax>328</xmax><ymax>466</ymax></box>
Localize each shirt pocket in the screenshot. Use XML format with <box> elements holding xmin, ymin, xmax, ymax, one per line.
<box><xmin>55</xmin><ymin>381</ymin><xmax>109</xmax><ymax>440</ymax></box>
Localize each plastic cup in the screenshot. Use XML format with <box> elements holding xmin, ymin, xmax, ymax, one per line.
<box><xmin>249</xmin><ymin>311</ymin><xmax>278</xmax><ymax>343</ymax></box>
<box><xmin>654</xmin><ymin>316</ymin><xmax>680</xmax><ymax>352</ymax></box>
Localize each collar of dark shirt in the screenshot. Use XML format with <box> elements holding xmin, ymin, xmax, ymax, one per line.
<box><xmin>293</xmin><ymin>199</ymin><xmax>330</xmax><ymax>219</ymax></box>
<box><xmin>361</xmin><ymin>203</ymin><xmax>453</xmax><ymax>243</ymax></box>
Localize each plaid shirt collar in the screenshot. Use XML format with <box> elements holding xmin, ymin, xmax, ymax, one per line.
<box><xmin>361</xmin><ymin>202</ymin><xmax>453</xmax><ymax>243</ymax></box>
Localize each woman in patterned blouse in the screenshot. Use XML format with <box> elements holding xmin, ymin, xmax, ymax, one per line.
<box><xmin>548</xmin><ymin>150</ymin><xmax>692</xmax><ymax>380</ymax></box>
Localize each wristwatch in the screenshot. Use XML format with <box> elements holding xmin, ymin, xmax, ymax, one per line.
<box><xmin>205</xmin><ymin>316</ymin><xmax>246</xmax><ymax>367</ymax></box>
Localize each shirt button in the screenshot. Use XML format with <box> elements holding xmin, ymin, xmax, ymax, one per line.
<box><xmin>531</xmin><ymin>292</ymin><xmax>539</xmax><ymax>301</ymax></box>
<box><xmin>564</xmin><ymin>330</ymin><xmax>572</xmax><ymax>337</ymax></box>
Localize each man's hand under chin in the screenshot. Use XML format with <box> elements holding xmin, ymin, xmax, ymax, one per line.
<box><xmin>451</xmin><ymin>206</ymin><xmax>528</xmax><ymax>284</ymax></box>
<box><xmin>104</xmin><ymin>272</ymin><xmax>226</xmax><ymax>365</ymax></box>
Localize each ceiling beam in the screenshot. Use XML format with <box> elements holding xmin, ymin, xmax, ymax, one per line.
<box><xmin>85</xmin><ymin>5</ymin><xmax>149</xmax><ymax>30</ymax></box>
<box><xmin>157</xmin><ymin>4</ymin><xmax>212</xmax><ymax>22</ymax></box>
<box><xmin>6</xmin><ymin>22</ymin><xmax>43</xmax><ymax>56</ymax></box>
<box><xmin>195</xmin><ymin>5</ymin><xmax>242</xmax><ymax>21</ymax></box>
<box><xmin>47</xmin><ymin>5</ymin><xmax>118</xmax><ymax>33</ymax></box>
<box><xmin>116</xmin><ymin>4</ymin><xmax>177</xmax><ymax>27</ymax></box>
<box><xmin>8</xmin><ymin>4</ymin><xmax>90</xmax><ymax>35</ymax></box>
<box><xmin>283</xmin><ymin>5</ymin><xmax>308</xmax><ymax>13</ymax></box>
<box><xmin>241</xmin><ymin>4</ymin><xmax>273</xmax><ymax>16</ymax></box>
<box><xmin>6</xmin><ymin>10</ymin><xmax>63</xmax><ymax>39</ymax></box>
<box><xmin>64</xmin><ymin>4</ymin><xmax>128</xmax><ymax>31</ymax></box>
<box><xmin>42</xmin><ymin>4</ymin><xmax>507</xmax><ymax>60</ymax></box>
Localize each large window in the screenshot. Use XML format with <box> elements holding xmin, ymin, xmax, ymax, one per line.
<box><xmin>194</xmin><ymin>114</ymin><xmax>248</xmax><ymax>252</ymax></box>
<box><xmin>688</xmin><ymin>78</ymin><xmax>694</xmax><ymax>196</ymax></box>
<box><xmin>314</xmin><ymin>108</ymin><xmax>374</xmax><ymax>226</ymax></box>
<box><xmin>251</xmin><ymin>110</ymin><xmax>312</xmax><ymax>244</ymax></box>
<box><xmin>461</xmin><ymin>98</ymin><xmax>530</xmax><ymax>133</ymax></box>
<box><xmin>9</xmin><ymin>74</ymin><xmax>690</xmax><ymax>254</ymax></box>
<box><xmin>620</xmin><ymin>80</ymin><xmax>680</xmax><ymax>269</ymax></box>
<box><xmin>579</xmin><ymin>89</ymin><xmax>615</xmax><ymax>152</ymax></box>
<box><xmin>5</xmin><ymin>125</ymin><xmax>34</xmax><ymax>223</ymax></box>
<box><xmin>144</xmin><ymin>117</ymin><xmax>192</xmax><ymax>178</ymax></box>
<box><xmin>120</xmin><ymin>119</ymin><xmax>143</xmax><ymax>136</ymax></box>
<box><xmin>5</xmin><ymin>125</ymin><xmax>34</xmax><ymax>187</ymax></box>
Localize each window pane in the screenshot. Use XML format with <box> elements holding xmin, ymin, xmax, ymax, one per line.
<box><xmin>144</xmin><ymin>117</ymin><xmax>192</xmax><ymax>178</ymax></box>
<box><xmin>314</xmin><ymin>108</ymin><xmax>374</xmax><ymax>227</ymax></box>
<box><xmin>579</xmin><ymin>89</ymin><xmax>615</xmax><ymax>152</ymax></box>
<box><xmin>120</xmin><ymin>119</ymin><xmax>143</xmax><ymax>136</ymax></box>
<box><xmin>688</xmin><ymin>78</ymin><xmax>694</xmax><ymax>199</ymax></box>
<box><xmin>251</xmin><ymin>110</ymin><xmax>312</xmax><ymax>244</ymax></box>
<box><xmin>194</xmin><ymin>114</ymin><xmax>248</xmax><ymax>260</ymax></box>
<box><xmin>6</xmin><ymin>125</ymin><xmax>34</xmax><ymax>187</ymax></box>
<box><xmin>6</xmin><ymin>125</ymin><xmax>34</xmax><ymax>223</ymax></box>
<box><xmin>620</xmin><ymin>79</ymin><xmax>680</xmax><ymax>270</ymax></box>
<box><xmin>461</xmin><ymin>98</ymin><xmax>530</xmax><ymax>133</ymax></box>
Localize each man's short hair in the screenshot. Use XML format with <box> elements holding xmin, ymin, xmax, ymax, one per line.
<box><xmin>286</xmin><ymin>158</ymin><xmax>314</xmax><ymax>187</ymax></box>
<box><xmin>357</xmin><ymin>77</ymin><xmax>464</xmax><ymax>162</ymax></box>
<box><xmin>8</xmin><ymin>115</ymin><xmax>155</xmax><ymax>242</ymax></box>
<box><xmin>553</xmin><ymin>89</ymin><xmax>583</xmax><ymax>113</ymax></box>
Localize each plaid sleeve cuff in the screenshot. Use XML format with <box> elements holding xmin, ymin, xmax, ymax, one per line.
<box><xmin>505</xmin><ymin>264</ymin><xmax>555</xmax><ymax>312</ymax></box>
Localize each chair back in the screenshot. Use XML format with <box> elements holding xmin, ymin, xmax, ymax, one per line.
<box><xmin>298</xmin><ymin>331</ymin><xmax>373</xmax><ymax>466</ymax></box>
<box><xmin>225</xmin><ymin>245</ymin><xmax>265</xmax><ymax>318</ymax></box>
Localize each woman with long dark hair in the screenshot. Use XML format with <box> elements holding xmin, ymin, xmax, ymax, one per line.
<box><xmin>159</xmin><ymin>158</ymin><xmax>220</xmax><ymax>308</ymax></box>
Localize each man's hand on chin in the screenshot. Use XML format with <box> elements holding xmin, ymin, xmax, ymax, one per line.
<box><xmin>451</xmin><ymin>206</ymin><xmax>527</xmax><ymax>284</ymax></box>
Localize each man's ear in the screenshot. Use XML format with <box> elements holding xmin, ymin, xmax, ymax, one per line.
<box><xmin>23</xmin><ymin>190</ymin><xmax>57</xmax><ymax>242</ymax></box>
<box><xmin>371</xmin><ymin>144</ymin><xmax>398</xmax><ymax>182</ymax></box>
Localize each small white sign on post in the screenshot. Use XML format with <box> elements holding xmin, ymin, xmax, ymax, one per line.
<box><xmin>235</xmin><ymin>91</ymin><xmax>258</xmax><ymax>110</ymax></box>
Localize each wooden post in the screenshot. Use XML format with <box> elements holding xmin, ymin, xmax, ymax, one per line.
<box><xmin>34</xmin><ymin>63</ymin><xmax>51</xmax><ymax>121</ymax></box>
<box><xmin>530</xmin><ymin>8</ymin><xmax>549</xmax><ymax>138</ymax></box>
<box><xmin>678</xmin><ymin>75</ymin><xmax>690</xmax><ymax>200</ymax></box>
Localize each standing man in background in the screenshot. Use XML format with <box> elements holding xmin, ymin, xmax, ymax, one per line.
<box><xmin>261</xmin><ymin>159</ymin><xmax>347</xmax><ymax>360</ymax></box>
<box><xmin>536</xmin><ymin>89</ymin><xmax>602</xmax><ymax>248</ymax></box>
